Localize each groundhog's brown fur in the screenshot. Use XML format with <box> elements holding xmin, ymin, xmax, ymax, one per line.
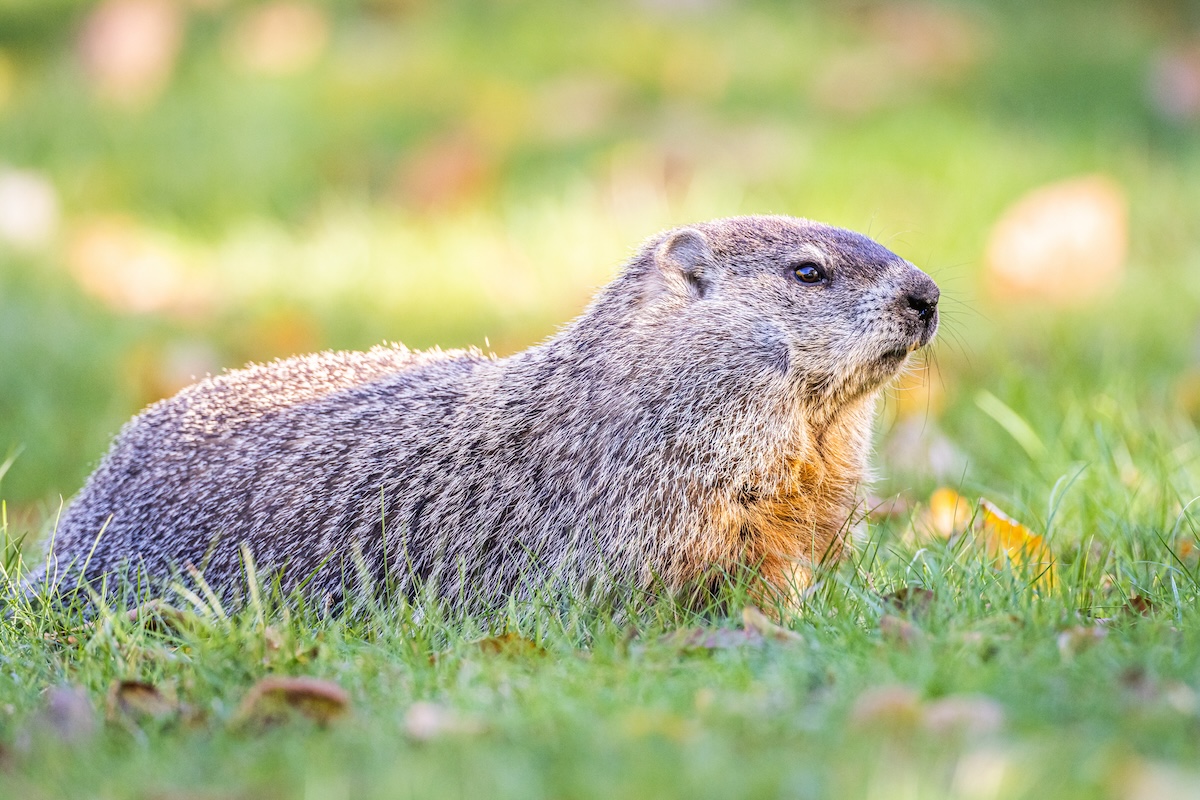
<box><xmin>29</xmin><ymin>216</ymin><xmax>938</xmax><ymax>612</ymax></box>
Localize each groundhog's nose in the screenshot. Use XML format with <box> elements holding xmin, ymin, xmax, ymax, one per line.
<box><xmin>905</xmin><ymin>283</ymin><xmax>939</xmax><ymax>324</ymax></box>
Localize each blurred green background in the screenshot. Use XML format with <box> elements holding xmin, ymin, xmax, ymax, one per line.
<box><xmin>1</xmin><ymin>0</ymin><xmax>1199</xmax><ymax>532</ymax></box>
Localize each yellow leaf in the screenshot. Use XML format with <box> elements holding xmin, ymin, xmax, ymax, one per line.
<box><xmin>926</xmin><ymin>487</ymin><xmax>973</xmax><ymax>538</ymax></box>
<box><xmin>976</xmin><ymin>499</ymin><xmax>1056</xmax><ymax>589</ymax></box>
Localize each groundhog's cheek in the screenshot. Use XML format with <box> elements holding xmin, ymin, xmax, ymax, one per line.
<box><xmin>748</xmin><ymin>320</ymin><xmax>792</xmax><ymax>376</ymax></box>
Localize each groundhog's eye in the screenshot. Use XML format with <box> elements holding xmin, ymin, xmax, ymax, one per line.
<box><xmin>793</xmin><ymin>262</ymin><xmax>826</xmax><ymax>284</ymax></box>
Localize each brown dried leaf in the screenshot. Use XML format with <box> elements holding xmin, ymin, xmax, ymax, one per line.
<box><xmin>880</xmin><ymin>587</ymin><xmax>935</xmax><ymax>617</ymax></box>
<box><xmin>1124</xmin><ymin>595</ymin><xmax>1155</xmax><ymax>617</ymax></box>
<box><xmin>234</xmin><ymin>676</ymin><xmax>350</xmax><ymax>729</ymax></box>
<box><xmin>107</xmin><ymin>680</ymin><xmax>176</xmax><ymax>722</ymax></box>
<box><xmin>741</xmin><ymin>605</ymin><xmax>804</xmax><ymax>644</ymax></box>
<box><xmin>404</xmin><ymin>702</ymin><xmax>484</xmax><ymax>742</ymax></box>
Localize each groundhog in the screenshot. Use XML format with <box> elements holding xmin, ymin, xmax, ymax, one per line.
<box><xmin>27</xmin><ymin>215</ymin><xmax>938</xmax><ymax>612</ymax></box>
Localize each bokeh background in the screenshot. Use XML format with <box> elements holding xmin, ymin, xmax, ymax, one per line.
<box><xmin>1</xmin><ymin>0</ymin><xmax>1199</xmax><ymax>535</ymax></box>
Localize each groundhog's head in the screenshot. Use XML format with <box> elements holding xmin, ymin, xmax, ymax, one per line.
<box><xmin>646</xmin><ymin>215</ymin><xmax>939</xmax><ymax>408</ymax></box>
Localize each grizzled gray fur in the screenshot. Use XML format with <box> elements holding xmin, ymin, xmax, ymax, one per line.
<box><xmin>29</xmin><ymin>216</ymin><xmax>939</xmax><ymax>611</ymax></box>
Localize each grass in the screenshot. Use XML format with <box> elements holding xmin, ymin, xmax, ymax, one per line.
<box><xmin>3</xmin><ymin>0</ymin><xmax>1200</xmax><ymax>796</ymax></box>
<box><xmin>3</xmin><ymin>480</ymin><xmax>1200</xmax><ymax>799</ymax></box>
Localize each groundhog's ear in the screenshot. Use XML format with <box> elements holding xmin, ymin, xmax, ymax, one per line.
<box><xmin>654</xmin><ymin>228</ymin><xmax>715</xmax><ymax>300</ymax></box>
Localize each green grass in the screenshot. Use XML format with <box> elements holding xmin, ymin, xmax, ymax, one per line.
<box><xmin>3</xmin><ymin>487</ymin><xmax>1200</xmax><ymax>799</ymax></box>
<box><xmin>3</xmin><ymin>0</ymin><xmax>1200</xmax><ymax>796</ymax></box>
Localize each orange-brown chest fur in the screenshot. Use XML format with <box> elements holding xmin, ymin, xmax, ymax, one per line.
<box><xmin>699</xmin><ymin>400</ymin><xmax>874</xmax><ymax>598</ymax></box>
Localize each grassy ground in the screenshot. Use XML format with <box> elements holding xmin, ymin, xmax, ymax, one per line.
<box><xmin>3</xmin><ymin>1</ymin><xmax>1200</xmax><ymax>797</ymax></box>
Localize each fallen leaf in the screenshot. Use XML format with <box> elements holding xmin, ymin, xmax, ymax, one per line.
<box><xmin>880</xmin><ymin>587</ymin><xmax>935</xmax><ymax>617</ymax></box>
<box><xmin>985</xmin><ymin>175</ymin><xmax>1128</xmax><ymax>307</ymax></box>
<box><xmin>472</xmin><ymin>632</ymin><xmax>546</xmax><ymax>658</ymax></box>
<box><xmin>0</xmin><ymin>167</ymin><xmax>59</xmax><ymax>250</ymax></box>
<box><xmin>403</xmin><ymin>702</ymin><xmax>484</xmax><ymax>742</ymax></box>
<box><xmin>392</xmin><ymin>132</ymin><xmax>493</xmax><ymax>212</ymax></box>
<box><xmin>1147</xmin><ymin>42</ymin><xmax>1200</xmax><ymax>122</ymax></box>
<box><xmin>1124</xmin><ymin>595</ymin><xmax>1155</xmax><ymax>616</ymax></box>
<box><xmin>106</xmin><ymin>680</ymin><xmax>176</xmax><ymax>722</ymax></box>
<box><xmin>34</xmin><ymin>685</ymin><xmax>97</xmax><ymax>745</ymax></box>
<box><xmin>41</xmin><ymin>631</ymin><xmax>80</xmax><ymax>647</ymax></box>
<box><xmin>741</xmin><ymin>605</ymin><xmax>804</xmax><ymax>643</ymax></box>
<box><xmin>656</xmin><ymin>627</ymin><xmax>765</xmax><ymax>651</ymax></box>
<box><xmin>234</xmin><ymin>676</ymin><xmax>349</xmax><ymax>728</ymax></box>
<box><xmin>1164</xmin><ymin>683</ymin><xmax>1197</xmax><ymax>715</ymax></box>
<box><xmin>78</xmin><ymin>0</ymin><xmax>184</xmax><ymax>108</ymax></box>
<box><xmin>924</xmin><ymin>487</ymin><xmax>974</xmax><ymax>538</ymax></box>
<box><xmin>811</xmin><ymin>3</ymin><xmax>983</xmax><ymax>116</ymax></box>
<box><xmin>66</xmin><ymin>216</ymin><xmax>214</xmax><ymax>317</ymax></box>
<box><xmin>1174</xmin><ymin>536</ymin><xmax>1198</xmax><ymax>562</ymax></box>
<box><xmin>226</xmin><ymin>2</ymin><xmax>329</xmax><ymax>77</ymax></box>
<box><xmin>1057</xmin><ymin>626</ymin><xmax>1107</xmax><ymax>659</ymax></box>
<box><xmin>849</xmin><ymin>685</ymin><xmax>922</xmax><ymax>729</ymax></box>
<box><xmin>976</xmin><ymin>499</ymin><xmax>1056</xmax><ymax>588</ymax></box>
<box><xmin>862</xmin><ymin>1</ymin><xmax>983</xmax><ymax>79</ymax></box>
<box><xmin>921</xmin><ymin>695</ymin><xmax>1005</xmax><ymax>737</ymax></box>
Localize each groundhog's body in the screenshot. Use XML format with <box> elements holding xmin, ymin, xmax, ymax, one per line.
<box><xmin>32</xmin><ymin>216</ymin><xmax>938</xmax><ymax>610</ymax></box>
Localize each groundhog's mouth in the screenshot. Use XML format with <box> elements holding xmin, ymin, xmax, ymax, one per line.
<box><xmin>879</xmin><ymin>333</ymin><xmax>931</xmax><ymax>365</ymax></box>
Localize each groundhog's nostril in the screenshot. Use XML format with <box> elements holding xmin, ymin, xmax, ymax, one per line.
<box><xmin>906</xmin><ymin>287</ymin><xmax>939</xmax><ymax>323</ymax></box>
